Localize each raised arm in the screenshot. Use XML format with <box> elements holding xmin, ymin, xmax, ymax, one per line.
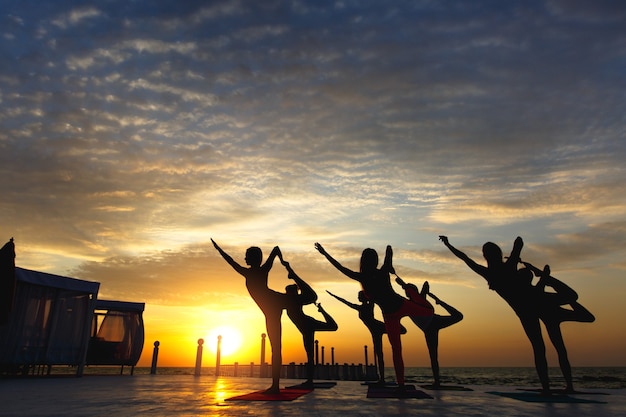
<box><xmin>282</xmin><ymin>261</ymin><xmax>317</xmax><ymax>305</ymax></box>
<box><xmin>439</xmin><ymin>235</ymin><xmax>487</xmax><ymax>277</ymax></box>
<box><xmin>314</xmin><ymin>243</ymin><xmax>360</xmax><ymax>280</ymax></box>
<box><xmin>381</xmin><ymin>245</ymin><xmax>395</xmax><ymax>274</ymax></box>
<box><xmin>211</xmin><ymin>238</ymin><xmax>246</xmax><ymax>275</ymax></box>
<box><xmin>506</xmin><ymin>236</ymin><xmax>524</xmax><ymax>266</ymax></box>
<box><xmin>261</xmin><ymin>246</ymin><xmax>282</xmax><ymax>272</ymax></box>
<box><xmin>326</xmin><ymin>290</ymin><xmax>359</xmax><ymax>310</ymax></box>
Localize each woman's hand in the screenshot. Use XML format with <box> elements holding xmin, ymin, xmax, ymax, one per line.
<box><xmin>314</xmin><ymin>242</ymin><xmax>326</xmax><ymax>255</ymax></box>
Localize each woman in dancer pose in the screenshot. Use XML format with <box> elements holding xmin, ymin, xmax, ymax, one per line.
<box><xmin>439</xmin><ymin>235</ymin><xmax>554</xmax><ymax>394</ymax></box>
<box><xmin>282</xmin><ymin>259</ymin><xmax>338</xmax><ymax>387</ymax></box>
<box><xmin>520</xmin><ymin>262</ymin><xmax>595</xmax><ymax>393</ymax></box>
<box><xmin>211</xmin><ymin>239</ymin><xmax>286</xmax><ymax>394</ymax></box>
<box><xmin>395</xmin><ymin>277</ymin><xmax>463</xmax><ymax>388</ymax></box>
<box><xmin>315</xmin><ymin>243</ymin><xmax>433</xmax><ymax>389</ymax></box>
<box><xmin>327</xmin><ymin>290</ymin><xmax>407</xmax><ymax>385</ymax></box>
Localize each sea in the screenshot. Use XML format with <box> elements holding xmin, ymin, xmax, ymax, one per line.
<box><xmin>79</xmin><ymin>366</ymin><xmax>626</xmax><ymax>389</ymax></box>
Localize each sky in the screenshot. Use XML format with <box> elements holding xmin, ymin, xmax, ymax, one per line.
<box><xmin>1</xmin><ymin>0</ymin><xmax>625</xmax><ymax>369</ymax></box>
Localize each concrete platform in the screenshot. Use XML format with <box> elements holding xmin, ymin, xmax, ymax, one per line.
<box><xmin>1</xmin><ymin>375</ymin><xmax>623</xmax><ymax>416</ymax></box>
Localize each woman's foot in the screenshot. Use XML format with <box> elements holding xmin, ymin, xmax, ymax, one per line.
<box><xmin>263</xmin><ymin>385</ymin><xmax>280</xmax><ymax>395</ymax></box>
<box><xmin>429</xmin><ymin>292</ymin><xmax>441</xmax><ymax>305</ymax></box>
<box><xmin>564</xmin><ymin>384</ymin><xmax>575</xmax><ymax>394</ymax></box>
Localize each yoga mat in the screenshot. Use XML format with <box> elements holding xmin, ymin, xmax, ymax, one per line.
<box><xmin>517</xmin><ymin>388</ymin><xmax>610</xmax><ymax>396</ymax></box>
<box><xmin>487</xmin><ymin>391</ymin><xmax>607</xmax><ymax>404</ymax></box>
<box><xmin>421</xmin><ymin>384</ymin><xmax>473</xmax><ymax>391</ymax></box>
<box><xmin>226</xmin><ymin>388</ymin><xmax>312</xmax><ymax>401</ymax></box>
<box><xmin>367</xmin><ymin>384</ymin><xmax>433</xmax><ymax>399</ymax></box>
<box><xmin>286</xmin><ymin>381</ymin><xmax>337</xmax><ymax>389</ymax></box>
<box><xmin>361</xmin><ymin>381</ymin><xmax>398</xmax><ymax>386</ymax></box>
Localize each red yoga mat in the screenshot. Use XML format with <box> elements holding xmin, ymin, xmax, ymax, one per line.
<box><xmin>226</xmin><ymin>388</ymin><xmax>312</xmax><ymax>401</ymax></box>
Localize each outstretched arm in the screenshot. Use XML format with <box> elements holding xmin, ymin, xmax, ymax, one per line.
<box><xmin>211</xmin><ymin>238</ymin><xmax>246</xmax><ymax>275</ymax></box>
<box><xmin>283</xmin><ymin>261</ymin><xmax>317</xmax><ymax>305</ymax></box>
<box><xmin>439</xmin><ymin>236</ymin><xmax>487</xmax><ymax>277</ymax></box>
<box><xmin>314</xmin><ymin>243</ymin><xmax>360</xmax><ymax>280</ymax></box>
<box><xmin>326</xmin><ymin>290</ymin><xmax>359</xmax><ymax>310</ymax></box>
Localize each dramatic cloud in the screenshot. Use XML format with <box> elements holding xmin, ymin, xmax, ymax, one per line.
<box><xmin>2</xmin><ymin>0</ymin><xmax>625</xmax><ymax>366</ymax></box>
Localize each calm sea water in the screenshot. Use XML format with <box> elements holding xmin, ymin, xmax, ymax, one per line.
<box><xmin>91</xmin><ymin>366</ymin><xmax>625</xmax><ymax>389</ymax></box>
<box><xmin>403</xmin><ymin>367</ymin><xmax>626</xmax><ymax>389</ymax></box>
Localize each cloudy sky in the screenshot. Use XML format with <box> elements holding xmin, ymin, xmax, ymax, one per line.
<box><xmin>2</xmin><ymin>0</ymin><xmax>625</xmax><ymax>368</ymax></box>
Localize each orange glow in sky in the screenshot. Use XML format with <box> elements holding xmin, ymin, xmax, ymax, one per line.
<box><xmin>206</xmin><ymin>326</ymin><xmax>243</xmax><ymax>357</ymax></box>
<box><xmin>3</xmin><ymin>1</ymin><xmax>626</xmax><ymax>370</ymax></box>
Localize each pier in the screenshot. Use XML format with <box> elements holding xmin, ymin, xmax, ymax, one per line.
<box><xmin>188</xmin><ymin>334</ymin><xmax>379</xmax><ymax>381</ymax></box>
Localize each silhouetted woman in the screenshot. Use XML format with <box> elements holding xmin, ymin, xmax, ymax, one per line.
<box><xmin>282</xmin><ymin>259</ymin><xmax>338</xmax><ymax>387</ymax></box>
<box><xmin>439</xmin><ymin>235</ymin><xmax>553</xmax><ymax>394</ymax></box>
<box><xmin>520</xmin><ymin>262</ymin><xmax>595</xmax><ymax>392</ymax></box>
<box><xmin>327</xmin><ymin>290</ymin><xmax>407</xmax><ymax>385</ymax></box>
<box><xmin>211</xmin><ymin>239</ymin><xmax>286</xmax><ymax>394</ymax></box>
<box><xmin>315</xmin><ymin>243</ymin><xmax>433</xmax><ymax>388</ymax></box>
<box><xmin>396</xmin><ymin>277</ymin><xmax>463</xmax><ymax>388</ymax></box>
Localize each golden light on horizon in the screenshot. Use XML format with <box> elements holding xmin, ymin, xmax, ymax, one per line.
<box><xmin>206</xmin><ymin>325</ymin><xmax>243</xmax><ymax>357</ymax></box>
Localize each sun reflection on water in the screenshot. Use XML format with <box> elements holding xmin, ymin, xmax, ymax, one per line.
<box><xmin>213</xmin><ymin>376</ymin><xmax>238</xmax><ymax>404</ymax></box>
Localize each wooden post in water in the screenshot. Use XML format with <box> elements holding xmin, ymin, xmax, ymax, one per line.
<box><xmin>364</xmin><ymin>345</ymin><xmax>368</xmax><ymax>367</ymax></box>
<box><xmin>315</xmin><ymin>340</ymin><xmax>319</xmax><ymax>365</ymax></box>
<box><xmin>215</xmin><ymin>335</ymin><xmax>222</xmax><ymax>377</ymax></box>
<box><xmin>150</xmin><ymin>341</ymin><xmax>160</xmax><ymax>375</ymax></box>
<box><xmin>260</xmin><ymin>333</ymin><xmax>266</xmax><ymax>378</ymax></box>
<box><xmin>194</xmin><ymin>338</ymin><xmax>204</xmax><ymax>376</ymax></box>
<box><xmin>331</xmin><ymin>347</ymin><xmax>335</xmax><ymax>365</ymax></box>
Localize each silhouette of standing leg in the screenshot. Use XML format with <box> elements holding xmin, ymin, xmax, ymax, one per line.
<box><xmin>384</xmin><ymin>316</ymin><xmax>406</xmax><ymax>385</ymax></box>
<box><xmin>419</xmin><ymin>297</ymin><xmax>463</xmax><ymax>387</ymax></box>
<box><xmin>264</xmin><ymin>310</ymin><xmax>283</xmax><ymax>393</ymax></box>
<box><xmin>519</xmin><ymin>315</ymin><xmax>550</xmax><ymax>393</ymax></box>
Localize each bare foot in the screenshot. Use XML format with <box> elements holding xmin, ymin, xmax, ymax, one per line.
<box><xmin>263</xmin><ymin>386</ymin><xmax>280</xmax><ymax>395</ymax></box>
<box><xmin>429</xmin><ymin>293</ymin><xmax>441</xmax><ymax>305</ymax></box>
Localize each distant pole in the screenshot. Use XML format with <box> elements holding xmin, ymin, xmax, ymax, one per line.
<box><xmin>315</xmin><ymin>340</ymin><xmax>319</xmax><ymax>365</ymax></box>
<box><xmin>260</xmin><ymin>333</ymin><xmax>266</xmax><ymax>378</ymax></box>
<box><xmin>215</xmin><ymin>335</ymin><xmax>222</xmax><ymax>376</ymax></box>
<box><xmin>194</xmin><ymin>338</ymin><xmax>204</xmax><ymax>376</ymax></box>
<box><xmin>364</xmin><ymin>345</ymin><xmax>368</xmax><ymax>367</ymax></box>
<box><xmin>321</xmin><ymin>346</ymin><xmax>325</xmax><ymax>365</ymax></box>
<box><xmin>331</xmin><ymin>347</ymin><xmax>335</xmax><ymax>366</ymax></box>
<box><xmin>150</xmin><ymin>341</ymin><xmax>160</xmax><ymax>375</ymax></box>
<box><xmin>260</xmin><ymin>333</ymin><xmax>266</xmax><ymax>364</ymax></box>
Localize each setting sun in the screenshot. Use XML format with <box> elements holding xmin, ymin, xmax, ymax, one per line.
<box><xmin>206</xmin><ymin>326</ymin><xmax>243</xmax><ymax>357</ymax></box>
